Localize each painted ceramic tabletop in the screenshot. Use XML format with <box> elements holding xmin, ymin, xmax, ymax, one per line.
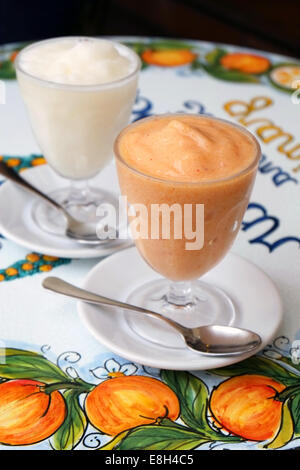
<box><xmin>0</xmin><ymin>37</ymin><xmax>300</xmax><ymax>450</ymax></box>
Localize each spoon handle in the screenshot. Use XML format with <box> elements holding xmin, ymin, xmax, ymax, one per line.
<box><xmin>42</xmin><ymin>276</ymin><xmax>190</xmax><ymax>337</ymax></box>
<box><xmin>0</xmin><ymin>160</ymin><xmax>62</xmax><ymax>212</ymax></box>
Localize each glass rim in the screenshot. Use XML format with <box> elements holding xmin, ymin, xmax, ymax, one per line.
<box><xmin>114</xmin><ymin>113</ymin><xmax>261</xmax><ymax>186</ymax></box>
<box><xmin>15</xmin><ymin>36</ymin><xmax>141</xmax><ymax>91</ymax></box>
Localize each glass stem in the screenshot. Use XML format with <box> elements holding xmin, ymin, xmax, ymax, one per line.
<box><xmin>68</xmin><ymin>179</ymin><xmax>90</xmax><ymax>203</ymax></box>
<box><xmin>167</xmin><ymin>281</ymin><xmax>193</xmax><ymax>306</ymax></box>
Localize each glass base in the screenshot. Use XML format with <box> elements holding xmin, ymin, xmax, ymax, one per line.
<box><xmin>125</xmin><ymin>279</ymin><xmax>236</xmax><ymax>349</ymax></box>
<box><xmin>32</xmin><ymin>185</ymin><xmax>119</xmax><ymax>237</ymax></box>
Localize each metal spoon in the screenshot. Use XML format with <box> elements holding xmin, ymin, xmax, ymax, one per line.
<box><xmin>0</xmin><ymin>160</ymin><xmax>113</xmax><ymax>245</ymax></box>
<box><xmin>43</xmin><ymin>276</ymin><xmax>262</xmax><ymax>356</ymax></box>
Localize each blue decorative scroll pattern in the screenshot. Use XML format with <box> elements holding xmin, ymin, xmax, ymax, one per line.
<box><xmin>242</xmin><ymin>202</ymin><xmax>300</xmax><ymax>252</ymax></box>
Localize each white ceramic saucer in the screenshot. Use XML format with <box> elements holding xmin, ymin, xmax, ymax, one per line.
<box><xmin>0</xmin><ymin>163</ymin><xmax>132</xmax><ymax>258</ymax></box>
<box><xmin>78</xmin><ymin>246</ymin><xmax>283</xmax><ymax>370</ymax></box>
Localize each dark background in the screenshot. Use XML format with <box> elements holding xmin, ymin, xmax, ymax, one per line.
<box><xmin>0</xmin><ymin>0</ymin><xmax>299</xmax><ymax>58</ymax></box>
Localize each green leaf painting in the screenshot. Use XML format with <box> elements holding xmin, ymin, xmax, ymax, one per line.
<box><xmin>116</xmin><ymin>424</ymin><xmax>208</xmax><ymax>451</ymax></box>
<box><xmin>51</xmin><ymin>390</ymin><xmax>88</xmax><ymax>450</ymax></box>
<box><xmin>290</xmin><ymin>393</ymin><xmax>300</xmax><ymax>436</ymax></box>
<box><xmin>0</xmin><ymin>59</ymin><xmax>16</xmax><ymax>79</ymax></box>
<box><xmin>0</xmin><ymin>348</ymin><xmax>69</xmax><ymax>383</ymax></box>
<box><xmin>161</xmin><ymin>370</ymin><xmax>209</xmax><ymax>432</ymax></box>
<box><xmin>211</xmin><ymin>356</ymin><xmax>300</xmax><ymax>386</ymax></box>
<box><xmin>202</xmin><ymin>64</ymin><xmax>259</xmax><ymax>83</ymax></box>
<box><xmin>205</xmin><ymin>48</ymin><xmax>227</xmax><ymax>66</ymax></box>
<box><xmin>149</xmin><ymin>40</ymin><xmax>194</xmax><ymax>51</ymax></box>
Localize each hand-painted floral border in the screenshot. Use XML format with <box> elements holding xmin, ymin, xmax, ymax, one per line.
<box><xmin>2</xmin><ymin>39</ymin><xmax>299</xmax><ymax>94</ymax></box>
<box><xmin>0</xmin><ymin>336</ymin><xmax>300</xmax><ymax>450</ymax></box>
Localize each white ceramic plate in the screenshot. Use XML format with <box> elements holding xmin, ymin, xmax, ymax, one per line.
<box><xmin>78</xmin><ymin>246</ymin><xmax>283</xmax><ymax>370</ymax></box>
<box><xmin>0</xmin><ymin>163</ymin><xmax>132</xmax><ymax>258</ymax></box>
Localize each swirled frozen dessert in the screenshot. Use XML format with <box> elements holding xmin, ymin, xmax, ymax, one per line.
<box><xmin>16</xmin><ymin>37</ymin><xmax>140</xmax><ymax>179</ymax></box>
<box><xmin>18</xmin><ymin>38</ymin><xmax>136</xmax><ymax>85</ymax></box>
<box><xmin>115</xmin><ymin>114</ymin><xmax>260</xmax><ymax>281</ymax></box>
<box><xmin>117</xmin><ymin>115</ymin><xmax>256</xmax><ymax>182</ymax></box>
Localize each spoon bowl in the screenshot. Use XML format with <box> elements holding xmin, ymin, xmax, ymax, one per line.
<box><xmin>184</xmin><ymin>324</ymin><xmax>261</xmax><ymax>355</ymax></box>
<box><xmin>42</xmin><ymin>276</ymin><xmax>262</xmax><ymax>356</ymax></box>
<box><xmin>0</xmin><ymin>160</ymin><xmax>114</xmax><ymax>245</ymax></box>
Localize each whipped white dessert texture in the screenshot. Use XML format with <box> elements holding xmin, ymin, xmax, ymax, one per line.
<box><xmin>17</xmin><ymin>38</ymin><xmax>140</xmax><ymax>179</ymax></box>
<box><xmin>19</xmin><ymin>38</ymin><xmax>136</xmax><ymax>85</ymax></box>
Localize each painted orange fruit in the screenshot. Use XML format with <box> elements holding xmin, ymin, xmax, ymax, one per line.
<box><xmin>270</xmin><ymin>65</ymin><xmax>300</xmax><ymax>90</ymax></box>
<box><xmin>31</xmin><ymin>157</ymin><xmax>46</xmax><ymax>167</ymax></box>
<box><xmin>142</xmin><ymin>49</ymin><xmax>197</xmax><ymax>67</ymax></box>
<box><xmin>85</xmin><ymin>375</ymin><xmax>180</xmax><ymax>435</ymax></box>
<box><xmin>210</xmin><ymin>374</ymin><xmax>285</xmax><ymax>441</ymax></box>
<box><xmin>6</xmin><ymin>158</ymin><xmax>21</xmax><ymax>168</ymax></box>
<box><xmin>0</xmin><ymin>379</ymin><xmax>66</xmax><ymax>445</ymax></box>
<box><xmin>10</xmin><ymin>51</ymin><xmax>18</xmax><ymax>63</ymax></box>
<box><xmin>220</xmin><ymin>53</ymin><xmax>270</xmax><ymax>74</ymax></box>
